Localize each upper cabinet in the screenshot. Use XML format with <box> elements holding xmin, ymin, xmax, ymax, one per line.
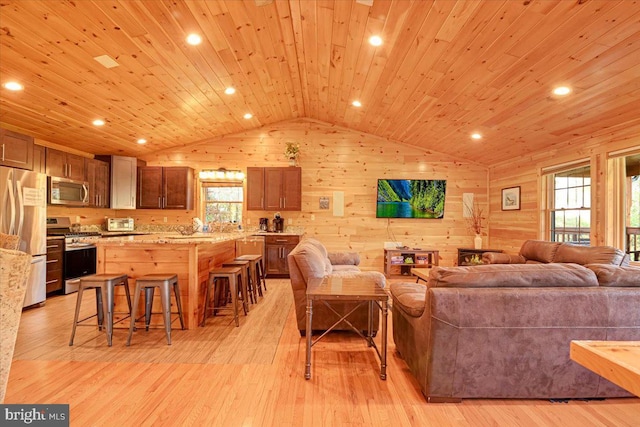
<box><xmin>110</xmin><ymin>156</ymin><xmax>137</xmax><ymax>210</ymax></box>
<box><xmin>32</xmin><ymin>144</ymin><xmax>46</xmax><ymax>173</ymax></box>
<box><xmin>137</xmin><ymin>166</ymin><xmax>193</xmax><ymax>210</ymax></box>
<box><xmin>86</xmin><ymin>158</ymin><xmax>110</xmax><ymax>208</ymax></box>
<box><xmin>45</xmin><ymin>148</ymin><xmax>86</xmax><ymax>181</ymax></box>
<box><xmin>247</xmin><ymin>167</ymin><xmax>301</xmax><ymax>211</ymax></box>
<box><xmin>0</xmin><ymin>128</ymin><xmax>34</xmax><ymax>170</ymax></box>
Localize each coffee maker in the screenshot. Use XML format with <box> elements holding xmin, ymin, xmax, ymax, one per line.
<box><xmin>259</xmin><ymin>217</ymin><xmax>269</xmax><ymax>232</ymax></box>
<box><xmin>273</xmin><ymin>213</ymin><xmax>284</xmax><ymax>233</ymax></box>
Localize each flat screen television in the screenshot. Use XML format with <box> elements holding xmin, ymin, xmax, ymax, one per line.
<box><xmin>376</xmin><ymin>179</ymin><xmax>447</xmax><ymax>219</ymax></box>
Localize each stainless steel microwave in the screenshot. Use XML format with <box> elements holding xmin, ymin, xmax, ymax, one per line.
<box><xmin>47</xmin><ymin>176</ymin><xmax>89</xmax><ymax>206</ymax></box>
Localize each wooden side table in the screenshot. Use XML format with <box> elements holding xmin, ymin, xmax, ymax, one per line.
<box><xmin>384</xmin><ymin>248</ymin><xmax>439</xmax><ymax>278</ymax></box>
<box><xmin>457</xmin><ymin>248</ymin><xmax>503</xmax><ymax>266</ymax></box>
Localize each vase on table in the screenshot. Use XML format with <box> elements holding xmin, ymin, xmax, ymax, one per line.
<box><xmin>474</xmin><ymin>234</ymin><xmax>482</xmax><ymax>250</ymax></box>
<box><xmin>288</xmin><ymin>158</ymin><xmax>297</xmax><ymax>166</ymax></box>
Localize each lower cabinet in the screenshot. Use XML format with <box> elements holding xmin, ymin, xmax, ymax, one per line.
<box><xmin>45</xmin><ymin>238</ymin><xmax>64</xmax><ymax>294</ymax></box>
<box><xmin>265</xmin><ymin>235</ymin><xmax>299</xmax><ymax>277</ymax></box>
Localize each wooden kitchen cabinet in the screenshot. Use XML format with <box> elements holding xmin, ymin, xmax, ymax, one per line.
<box><xmin>46</xmin><ymin>147</ymin><xmax>86</xmax><ymax>181</ymax></box>
<box><xmin>32</xmin><ymin>144</ymin><xmax>46</xmax><ymax>173</ymax></box>
<box><xmin>45</xmin><ymin>238</ymin><xmax>64</xmax><ymax>294</ymax></box>
<box><xmin>137</xmin><ymin>166</ymin><xmax>193</xmax><ymax>209</ymax></box>
<box><xmin>110</xmin><ymin>155</ymin><xmax>137</xmax><ymax>209</ymax></box>
<box><xmin>86</xmin><ymin>158</ymin><xmax>110</xmax><ymax>208</ymax></box>
<box><xmin>265</xmin><ymin>235</ymin><xmax>299</xmax><ymax>277</ymax></box>
<box><xmin>0</xmin><ymin>128</ymin><xmax>34</xmax><ymax>170</ymax></box>
<box><xmin>247</xmin><ymin>167</ymin><xmax>301</xmax><ymax>211</ymax></box>
<box><xmin>246</xmin><ymin>167</ymin><xmax>265</xmax><ymax>210</ymax></box>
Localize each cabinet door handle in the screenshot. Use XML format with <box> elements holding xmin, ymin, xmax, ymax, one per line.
<box><xmin>158</xmin><ymin>196</ymin><xmax>162</xmax><ymax>208</ymax></box>
<box><xmin>46</xmin><ymin>244</ymin><xmax>59</xmax><ymax>249</ymax></box>
<box><xmin>46</xmin><ymin>279</ymin><xmax>59</xmax><ymax>285</ymax></box>
<box><xmin>1</xmin><ymin>143</ymin><xmax>4</xmax><ymax>161</ymax></box>
<box><xmin>68</xmin><ymin>164</ymin><xmax>72</xmax><ymax>177</ymax></box>
<box><xmin>46</xmin><ymin>259</ymin><xmax>59</xmax><ymax>264</ymax></box>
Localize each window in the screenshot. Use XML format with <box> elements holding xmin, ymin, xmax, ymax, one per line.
<box><xmin>201</xmin><ymin>182</ymin><xmax>243</xmax><ymax>225</ymax></box>
<box><xmin>606</xmin><ymin>149</ymin><xmax>640</xmax><ymax>263</ymax></box>
<box><xmin>544</xmin><ymin>163</ymin><xmax>591</xmax><ymax>245</ymax></box>
<box><xmin>624</xmin><ymin>154</ymin><xmax>640</xmax><ymax>260</ymax></box>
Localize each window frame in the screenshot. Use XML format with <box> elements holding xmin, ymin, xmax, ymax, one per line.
<box><xmin>200</xmin><ymin>180</ymin><xmax>244</xmax><ymax>226</ymax></box>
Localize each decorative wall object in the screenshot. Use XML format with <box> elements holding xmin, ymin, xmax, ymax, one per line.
<box><xmin>319</xmin><ymin>197</ymin><xmax>329</xmax><ymax>209</ymax></box>
<box><xmin>501</xmin><ymin>186</ymin><xmax>521</xmax><ymax>211</ymax></box>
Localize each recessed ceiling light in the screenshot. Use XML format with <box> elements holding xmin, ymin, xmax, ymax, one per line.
<box><xmin>369</xmin><ymin>35</ymin><xmax>383</xmax><ymax>46</ymax></box>
<box><xmin>352</xmin><ymin>100</ymin><xmax>362</xmax><ymax>107</ymax></box>
<box><xmin>224</xmin><ymin>87</ymin><xmax>236</xmax><ymax>95</ymax></box>
<box><xmin>3</xmin><ymin>81</ymin><xmax>23</xmax><ymax>91</ymax></box>
<box><xmin>243</xmin><ymin>113</ymin><xmax>253</xmax><ymax>119</ymax></box>
<box><xmin>92</xmin><ymin>119</ymin><xmax>105</xmax><ymax>126</ymax></box>
<box><xmin>186</xmin><ymin>33</ymin><xmax>202</xmax><ymax>46</ymax></box>
<box><xmin>471</xmin><ymin>133</ymin><xmax>482</xmax><ymax>140</ymax></box>
<box><xmin>137</xmin><ymin>138</ymin><xmax>147</xmax><ymax>145</ymax></box>
<box><xmin>552</xmin><ymin>86</ymin><xmax>571</xmax><ymax>96</ymax></box>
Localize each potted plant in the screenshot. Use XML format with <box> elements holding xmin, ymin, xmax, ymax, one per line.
<box><xmin>285</xmin><ymin>142</ymin><xmax>300</xmax><ymax>166</ymax></box>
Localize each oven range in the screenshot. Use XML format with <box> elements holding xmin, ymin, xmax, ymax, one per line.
<box><xmin>46</xmin><ymin>217</ymin><xmax>100</xmax><ymax>294</ymax></box>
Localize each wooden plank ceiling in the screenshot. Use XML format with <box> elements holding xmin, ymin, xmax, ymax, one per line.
<box><xmin>0</xmin><ymin>0</ymin><xmax>638</xmax><ymax>165</ymax></box>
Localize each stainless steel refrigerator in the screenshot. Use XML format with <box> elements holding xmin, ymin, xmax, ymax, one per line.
<box><xmin>1</xmin><ymin>166</ymin><xmax>47</xmax><ymax>307</ymax></box>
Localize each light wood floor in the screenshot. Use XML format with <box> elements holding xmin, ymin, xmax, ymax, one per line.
<box><xmin>5</xmin><ymin>279</ymin><xmax>640</xmax><ymax>426</ymax></box>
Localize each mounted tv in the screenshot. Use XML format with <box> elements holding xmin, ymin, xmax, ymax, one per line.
<box><xmin>376</xmin><ymin>179</ymin><xmax>447</xmax><ymax>219</ymax></box>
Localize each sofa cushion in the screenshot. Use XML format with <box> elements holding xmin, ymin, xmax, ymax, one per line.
<box><xmin>585</xmin><ymin>264</ymin><xmax>640</xmax><ymax>287</ymax></box>
<box><xmin>328</xmin><ymin>251</ymin><xmax>361</xmax><ymax>266</ymax></box>
<box><xmin>554</xmin><ymin>244</ymin><xmax>626</xmax><ymax>266</ymax></box>
<box><xmin>302</xmin><ymin>238</ymin><xmax>333</xmax><ymax>274</ymax></box>
<box><xmin>519</xmin><ymin>240</ymin><xmax>561</xmax><ymax>263</ymax></box>
<box><xmin>482</xmin><ymin>252</ymin><xmax>526</xmax><ymax>264</ymax></box>
<box><xmin>331</xmin><ymin>265</ymin><xmax>361</xmax><ymax>273</ymax></box>
<box><xmin>427</xmin><ymin>263</ymin><xmax>599</xmax><ymax>288</ymax></box>
<box><xmin>390</xmin><ymin>282</ymin><xmax>425</xmax><ymax>317</ymax></box>
<box><xmin>291</xmin><ymin>242</ymin><xmax>329</xmax><ymax>282</ymax></box>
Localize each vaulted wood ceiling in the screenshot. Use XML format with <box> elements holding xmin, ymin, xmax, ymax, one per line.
<box><xmin>1</xmin><ymin>0</ymin><xmax>639</xmax><ymax>165</ymax></box>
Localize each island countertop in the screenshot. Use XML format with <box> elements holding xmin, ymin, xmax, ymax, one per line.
<box><xmin>96</xmin><ymin>230</ymin><xmax>303</xmax><ymax>329</ymax></box>
<box><xmin>96</xmin><ymin>231</ymin><xmax>303</xmax><ymax>245</ymax></box>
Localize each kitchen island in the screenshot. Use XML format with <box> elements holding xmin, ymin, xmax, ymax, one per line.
<box><xmin>96</xmin><ymin>232</ymin><xmax>252</xmax><ymax>329</ymax></box>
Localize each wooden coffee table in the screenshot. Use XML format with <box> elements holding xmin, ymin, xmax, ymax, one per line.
<box><xmin>305</xmin><ymin>275</ymin><xmax>389</xmax><ymax>380</ymax></box>
<box><xmin>411</xmin><ymin>267</ymin><xmax>432</xmax><ymax>283</ymax></box>
<box><xmin>570</xmin><ymin>340</ymin><xmax>640</xmax><ymax>396</ymax></box>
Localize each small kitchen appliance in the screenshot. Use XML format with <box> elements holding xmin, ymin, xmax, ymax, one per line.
<box><xmin>273</xmin><ymin>213</ymin><xmax>284</xmax><ymax>233</ymax></box>
<box><xmin>259</xmin><ymin>218</ymin><xmax>269</xmax><ymax>232</ymax></box>
<box><xmin>106</xmin><ymin>217</ymin><xmax>134</xmax><ymax>232</ymax></box>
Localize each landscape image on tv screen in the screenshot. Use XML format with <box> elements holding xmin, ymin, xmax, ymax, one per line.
<box><xmin>376</xmin><ymin>179</ymin><xmax>446</xmax><ymax>219</ymax></box>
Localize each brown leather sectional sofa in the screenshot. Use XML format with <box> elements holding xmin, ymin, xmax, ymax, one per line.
<box><xmin>390</xmin><ymin>241</ymin><xmax>640</xmax><ymax>402</ymax></box>
<box><xmin>287</xmin><ymin>237</ymin><xmax>386</xmax><ymax>336</ymax></box>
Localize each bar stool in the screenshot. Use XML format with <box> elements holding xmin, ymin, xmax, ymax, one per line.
<box><xmin>235</xmin><ymin>254</ymin><xmax>267</xmax><ymax>297</ymax></box>
<box><xmin>69</xmin><ymin>273</ymin><xmax>131</xmax><ymax>347</ymax></box>
<box><xmin>222</xmin><ymin>260</ymin><xmax>252</xmax><ymax>309</ymax></box>
<box><xmin>126</xmin><ymin>273</ymin><xmax>185</xmax><ymax>346</ymax></box>
<box><xmin>202</xmin><ymin>266</ymin><xmax>245</xmax><ymax>327</ymax></box>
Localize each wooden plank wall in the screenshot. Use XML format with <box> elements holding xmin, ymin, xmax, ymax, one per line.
<box><xmin>138</xmin><ymin>118</ymin><xmax>489</xmax><ymax>269</ymax></box>
<box><xmin>488</xmin><ymin>134</ymin><xmax>639</xmax><ymax>255</ymax></box>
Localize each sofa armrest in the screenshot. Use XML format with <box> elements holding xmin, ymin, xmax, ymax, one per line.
<box><xmin>328</xmin><ymin>251</ymin><xmax>360</xmax><ymax>266</ymax></box>
<box><xmin>482</xmin><ymin>252</ymin><xmax>526</xmax><ymax>264</ymax></box>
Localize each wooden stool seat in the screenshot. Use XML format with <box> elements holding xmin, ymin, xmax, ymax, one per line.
<box><xmin>235</xmin><ymin>254</ymin><xmax>267</xmax><ymax>298</ymax></box>
<box><xmin>222</xmin><ymin>260</ymin><xmax>252</xmax><ymax>307</ymax></box>
<box><xmin>126</xmin><ymin>273</ymin><xmax>185</xmax><ymax>346</ymax></box>
<box><xmin>69</xmin><ymin>273</ymin><xmax>131</xmax><ymax>347</ymax></box>
<box><xmin>202</xmin><ymin>267</ymin><xmax>245</xmax><ymax>327</ymax></box>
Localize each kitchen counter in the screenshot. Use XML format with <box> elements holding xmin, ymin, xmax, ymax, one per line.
<box><xmin>96</xmin><ymin>231</ymin><xmax>296</xmax><ymax>329</ymax></box>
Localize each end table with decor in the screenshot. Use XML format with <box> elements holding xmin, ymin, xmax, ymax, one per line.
<box><xmin>457</xmin><ymin>248</ymin><xmax>503</xmax><ymax>266</ymax></box>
